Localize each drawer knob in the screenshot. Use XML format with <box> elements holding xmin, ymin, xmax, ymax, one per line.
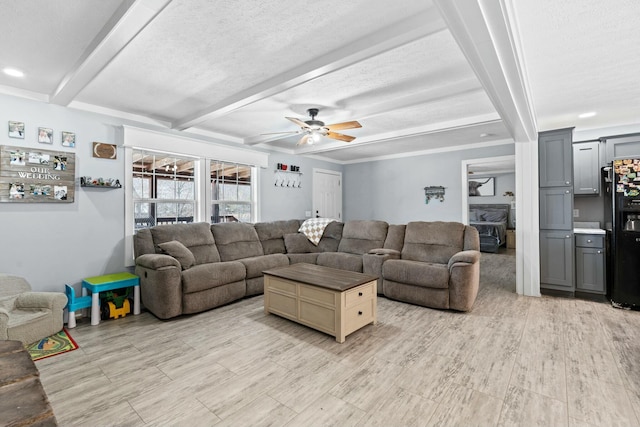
<box><xmin>597</xmin><ymin>250</ymin><xmax>602</xmax><ymax>254</ymax></box>
<box><xmin>587</xmin><ymin>239</ymin><xmax>592</xmax><ymax>243</ymax></box>
<box><xmin>358</xmin><ymin>292</ymin><xmax>363</xmax><ymax>296</ymax></box>
<box><xmin>358</xmin><ymin>311</ymin><xmax>363</xmax><ymax>315</ymax></box>
<box><xmin>565</xmin><ymin>181</ymin><xmax>570</xmax><ymax>185</ymax></box>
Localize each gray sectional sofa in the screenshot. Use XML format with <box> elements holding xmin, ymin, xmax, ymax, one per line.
<box><xmin>133</xmin><ymin>219</ymin><xmax>480</xmax><ymax>319</ymax></box>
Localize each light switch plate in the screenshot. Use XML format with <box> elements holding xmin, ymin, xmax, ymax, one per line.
<box><xmin>573</xmin><ymin>209</ymin><xmax>579</xmax><ymax>218</ymax></box>
<box><xmin>305</xmin><ymin>211</ymin><xmax>312</xmax><ymax>217</ymax></box>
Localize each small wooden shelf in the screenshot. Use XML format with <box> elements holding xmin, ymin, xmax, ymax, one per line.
<box><xmin>80</xmin><ymin>177</ymin><xmax>121</xmax><ymax>188</ymax></box>
<box><xmin>80</xmin><ymin>183</ymin><xmax>122</xmax><ymax>189</ymax></box>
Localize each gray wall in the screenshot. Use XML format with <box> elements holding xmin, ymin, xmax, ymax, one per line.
<box><xmin>0</xmin><ymin>95</ymin><xmax>127</xmax><ymax>293</ymax></box>
<box><xmin>343</xmin><ymin>144</ymin><xmax>515</xmax><ymax>223</ymax></box>
<box><xmin>0</xmin><ymin>94</ymin><xmax>340</xmax><ymax>292</ymax></box>
<box><xmin>0</xmin><ymin>93</ymin><xmax>515</xmax><ymax>292</ymax></box>
<box><xmin>468</xmin><ymin>173</ymin><xmax>515</xmax><ymax>204</ymax></box>
<box><xmin>259</xmin><ymin>153</ymin><xmax>342</xmax><ymax>222</ymax></box>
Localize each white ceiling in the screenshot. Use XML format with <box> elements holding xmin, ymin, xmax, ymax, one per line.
<box><xmin>1</xmin><ymin>0</ymin><xmax>639</xmax><ymax>164</ymax></box>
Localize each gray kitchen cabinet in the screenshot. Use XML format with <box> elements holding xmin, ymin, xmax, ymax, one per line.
<box><xmin>540</xmin><ymin>187</ymin><xmax>573</xmax><ymax>230</ymax></box>
<box><xmin>539</xmin><ymin>128</ymin><xmax>574</xmax><ymax>293</ymax></box>
<box><xmin>540</xmin><ymin>128</ymin><xmax>573</xmax><ymax>187</ymax></box>
<box><xmin>575</xmin><ymin>234</ymin><xmax>605</xmax><ymax>294</ymax></box>
<box><xmin>573</xmin><ymin>141</ymin><xmax>600</xmax><ymax>195</ymax></box>
<box><xmin>540</xmin><ymin>231</ymin><xmax>574</xmax><ymax>290</ymax></box>
<box><xmin>604</xmin><ymin>135</ymin><xmax>640</xmax><ymax>163</ymax></box>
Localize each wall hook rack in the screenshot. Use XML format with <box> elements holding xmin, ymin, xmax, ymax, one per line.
<box><xmin>424</xmin><ymin>186</ymin><xmax>445</xmax><ymax>204</ymax></box>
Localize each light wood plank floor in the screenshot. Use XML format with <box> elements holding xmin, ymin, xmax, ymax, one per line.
<box><xmin>37</xmin><ymin>253</ymin><xmax>640</xmax><ymax>426</ymax></box>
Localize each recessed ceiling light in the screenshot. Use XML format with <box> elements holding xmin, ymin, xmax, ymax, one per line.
<box><xmin>3</xmin><ymin>67</ymin><xmax>24</xmax><ymax>78</ymax></box>
<box><xmin>578</xmin><ymin>111</ymin><xmax>597</xmax><ymax>119</ymax></box>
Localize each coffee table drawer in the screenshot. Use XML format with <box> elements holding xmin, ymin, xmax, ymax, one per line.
<box><xmin>345</xmin><ymin>281</ymin><xmax>375</xmax><ymax>307</ymax></box>
<box><xmin>345</xmin><ymin>299</ymin><xmax>375</xmax><ymax>333</ymax></box>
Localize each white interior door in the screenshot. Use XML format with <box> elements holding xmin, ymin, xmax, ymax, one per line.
<box><xmin>312</xmin><ymin>169</ymin><xmax>342</xmax><ymax>220</ymax></box>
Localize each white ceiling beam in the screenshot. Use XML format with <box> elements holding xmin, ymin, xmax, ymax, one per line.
<box><xmin>244</xmin><ymin>77</ymin><xmax>485</xmax><ymax>146</ymax></box>
<box><xmin>433</xmin><ymin>0</ymin><xmax>537</xmax><ymax>142</ymax></box>
<box><xmin>293</xmin><ymin>113</ymin><xmax>502</xmax><ymax>155</ymax></box>
<box><xmin>50</xmin><ymin>0</ymin><xmax>172</xmax><ymax>106</ymax></box>
<box><xmin>172</xmin><ymin>9</ymin><xmax>447</xmax><ymax>131</ymax></box>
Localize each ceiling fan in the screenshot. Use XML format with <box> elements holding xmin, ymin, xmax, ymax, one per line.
<box><xmin>263</xmin><ymin>108</ymin><xmax>362</xmax><ymax>146</ymax></box>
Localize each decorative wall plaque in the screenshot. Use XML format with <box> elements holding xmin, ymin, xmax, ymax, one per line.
<box><xmin>0</xmin><ymin>145</ymin><xmax>75</xmax><ymax>203</ymax></box>
<box><xmin>92</xmin><ymin>142</ymin><xmax>117</xmax><ymax>159</ymax></box>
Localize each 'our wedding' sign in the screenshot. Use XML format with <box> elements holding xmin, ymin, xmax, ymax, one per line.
<box><xmin>0</xmin><ymin>145</ymin><xmax>75</xmax><ymax>203</ymax></box>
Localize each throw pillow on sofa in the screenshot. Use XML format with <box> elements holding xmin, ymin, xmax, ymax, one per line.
<box><xmin>158</xmin><ymin>240</ymin><xmax>196</xmax><ymax>270</ymax></box>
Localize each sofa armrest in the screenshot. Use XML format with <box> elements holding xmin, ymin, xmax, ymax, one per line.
<box><xmin>447</xmin><ymin>250</ymin><xmax>480</xmax><ymax>270</ymax></box>
<box><xmin>135</xmin><ymin>255</ymin><xmax>183</xmax><ymax>320</ymax></box>
<box><xmin>448</xmin><ymin>250</ymin><xmax>481</xmax><ymax>312</ymax></box>
<box><xmin>16</xmin><ymin>292</ymin><xmax>67</xmax><ymax>311</ymax></box>
<box><xmin>363</xmin><ymin>250</ymin><xmax>400</xmax><ymax>294</ymax></box>
<box><xmin>136</xmin><ymin>253</ymin><xmax>181</xmax><ymax>270</ymax></box>
<box><xmin>0</xmin><ymin>307</ymin><xmax>8</xmax><ymax>339</ymax></box>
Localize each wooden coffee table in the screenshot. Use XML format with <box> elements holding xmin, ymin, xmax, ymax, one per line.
<box><xmin>263</xmin><ymin>263</ymin><xmax>377</xmax><ymax>343</ymax></box>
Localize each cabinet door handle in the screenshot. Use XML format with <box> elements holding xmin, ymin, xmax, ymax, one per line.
<box><xmin>358</xmin><ymin>311</ymin><xmax>363</xmax><ymax>315</ymax></box>
<box><xmin>593</xmin><ymin>188</ymin><xmax>598</xmax><ymax>192</ymax></box>
<box><xmin>565</xmin><ymin>190</ymin><xmax>571</xmax><ymax>194</ymax></box>
<box><xmin>565</xmin><ymin>181</ymin><xmax>571</xmax><ymax>185</ymax></box>
<box><xmin>358</xmin><ymin>292</ymin><xmax>363</xmax><ymax>296</ymax></box>
<box><xmin>566</xmin><ymin>235</ymin><xmax>571</xmax><ymax>239</ymax></box>
<box><xmin>597</xmin><ymin>250</ymin><xmax>602</xmax><ymax>254</ymax></box>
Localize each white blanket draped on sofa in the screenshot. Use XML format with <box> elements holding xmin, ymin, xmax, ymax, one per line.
<box><xmin>298</xmin><ymin>218</ymin><xmax>335</xmax><ymax>245</ymax></box>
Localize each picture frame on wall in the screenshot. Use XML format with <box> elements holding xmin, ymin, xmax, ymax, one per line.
<box><xmin>8</xmin><ymin>121</ymin><xmax>25</xmax><ymax>139</ymax></box>
<box><xmin>0</xmin><ymin>144</ymin><xmax>76</xmax><ymax>203</ymax></box>
<box><xmin>38</xmin><ymin>127</ymin><xmax>53</xmax><ymax>144</ymax></box>
<box><xmin>61</xmin><ymin>131</ymin><xmax>75</xmax><ymax>147</ymax></box>
<box><xmin>468</xmin><ymin>177</ymin><xmax>495</xmax><ymax>197</ymax></box>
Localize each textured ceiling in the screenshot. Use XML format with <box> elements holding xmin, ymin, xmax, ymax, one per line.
<box><xmin>0</xmin><ymin>0</ymin><xmax>638</xmax><ymax>164</ymax></box>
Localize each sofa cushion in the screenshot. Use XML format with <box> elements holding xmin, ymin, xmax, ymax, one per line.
<box><xmin>316</xmin><ymin>252</ymin><xmax>363</xmax><ymax>272</ymax></box>
<box><xmin>181</xmin><ymin>262</ymin><xmax>246</xmax><ymax>294</ymax></box>
<box><xmin>239</xmin><ymin>254</ymin><xmax>289</xmax><ymax>279</ymax></box>
<box><xmin>383</xmin><ymin>224</ymin><xmax>406</xmax><ymax>251</ymax></box>
<box><xmin>254</xmin><ymin>220</ymin><xmax>301</xmax><ymax>255</ymax></box>
<box><xmin>284</xmin><ymin>233</ymin><xmax>321</xmax><ymax>253</ymax></box>
<box><xmin>211</xmin><ymin>223</ymin><xmax>264</xmax><ymax>261</ymax></box>
<box><xmin>402</xmin><ymin>221</ymin><xmax>465</xmax><ymax>264</ymax></box>
<box><xmin>158</xmin><ymin>241</ymin><xmax>196</xmax><ymax>270</ymax></box>
<box><xmin>337</xmin><ymin>220</ymin><xmax>388</xmax><ymax>255</ymax></box>
<box><xmin>317</xmin><ymin>221</ymin><xmax>343</xmax><ymax>252</ymax></box>
<box><xmin>383</xmin><ymin>259</ymin><xmax>449</xmax><ymax>289</ymax></box>
<box><xmin>150</xmin><ymin>222</ymin><xmax>220</xmax><ymax>265</ymax></box>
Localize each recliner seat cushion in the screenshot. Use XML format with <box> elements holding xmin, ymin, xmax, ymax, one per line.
<box><xmin>402</xmin><ymin>221</ymin><xmax>465</xmax><ymax>264</ymax></box>
<box><xmin>316</xmin><ymin>252</ymin><xmax>363</xmax><ymax>272</ymax></box>
<box><xmin>181</xmin><ymin>262</ymin><xmax>246</xmax><ymax>294</ymax></box>
<box><xmin>383</xmin><ymin>259</ymin><xmax>449</xmax><ymax>289</ymax></box>
<box><xmin>239</xmin><ymin>254</ymin><xmax>289</xmax><ymax>279</ymax></box>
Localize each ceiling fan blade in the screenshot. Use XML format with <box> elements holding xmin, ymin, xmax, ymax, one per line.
<box><xmin>286</xmin><ymin>117</ymin><xmax>310</xmax><ymax>128</ymax></box>
<box><xmin>327</xmin><ymin>131</ymin><xmax>356</xmax><ymax>142</ymax></box>
<box><xmin>325</xmin><ymin>120</ymin><xmax>362</xmax><ymax>131</ymax></box>
<box><xmin>296</xmin><ymin>134</ymin><xmax>313</xmax><ymax>146</ymax></box>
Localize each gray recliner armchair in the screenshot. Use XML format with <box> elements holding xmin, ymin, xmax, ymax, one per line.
<box><xmin>0</xmin><ymin>274</ymin><xmax>67</xmax><ymax>345</ymax></box>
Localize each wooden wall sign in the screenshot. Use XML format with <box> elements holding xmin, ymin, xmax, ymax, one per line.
<box><xmin>0</xmin><ymin>145</ymin><xmax>75</xmax><ymax>203</ymax></box>
<box><xmin>92</xmin><ymin>142</ymin><xmax>117</xmax><ymax>159</ymax></box>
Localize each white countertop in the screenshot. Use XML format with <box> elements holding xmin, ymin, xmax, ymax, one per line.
<box><xmin>574</xmin><ymin>228</ymin><xmax>606</xmax><ymax>235</ymax></box>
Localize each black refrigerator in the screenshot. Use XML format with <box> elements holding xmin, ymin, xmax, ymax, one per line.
<box><xmin>610</xmin><ymin>158</ymin><xmax>640</xmax><ymax>309</ymax></box>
